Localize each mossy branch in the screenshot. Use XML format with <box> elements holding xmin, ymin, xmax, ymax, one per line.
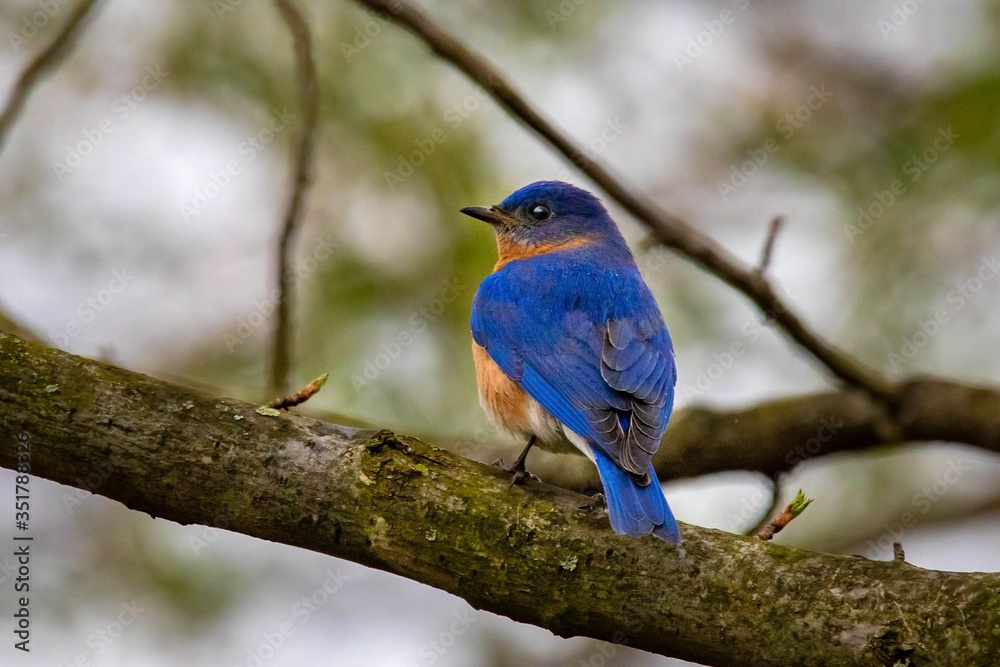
<box><xmin>1</xmin><ymin>332</ymin><xmax>998</xmax><ymax>666</ymax></box>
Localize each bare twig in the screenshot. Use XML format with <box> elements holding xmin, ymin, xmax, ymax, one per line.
<box><xmin>350</xmin><ymin>0</ymin><xmax>896</xmax><ymax>400</ymax></box>
<box><xmin>268</xmin><ymin>372</ymin><xmax>329</xmax><ymax>410</ymax></box>
<box><xmin>756</xmin><ymin>489</ymin><xmax>813</xmax><ymax>541</ymax></box>
<box><xmin>270</xmin><ymin>0</ymin><xmax>320</xmax><ymax>397</ymax></box>
<box><xmin>0</xmin><ymin>0</ymin><xmax>102</xmax><ymax>154</ymax></box>
<box><xmin>758</xmin><ymin>215</ymin><xmax>785</xmax><ymax>273</ymax></box>
<box><xmin>746</xmin><ymin>474</ymin><xmax>783</xmax><ymax>536</ymax></box>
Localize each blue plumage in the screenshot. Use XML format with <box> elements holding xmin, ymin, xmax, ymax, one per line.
<box><xmin>464</xmin><ymin>181</ymin><xmax>681</xmax><ymax>543</ymax></box>
<box><xmin>594</xmin><ymin>449</ymin><xmax>681</xmax><ymax>543</ymax></box>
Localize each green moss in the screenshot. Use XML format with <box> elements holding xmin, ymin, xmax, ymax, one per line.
<box><xmin>559</xmin><ymin>554</ymin><xmax>578</xmax><ymax>571</ymax></box>
<box><xmin>866</xmin><ymin>623</ymin><xmax>920</xmax><ymax>666</ymax></box>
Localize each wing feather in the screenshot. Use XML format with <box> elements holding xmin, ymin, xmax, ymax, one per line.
<box><xmin>470</xmin><ymin>255</ymin><xmax>675</xmax><ymax>479</ymax></box>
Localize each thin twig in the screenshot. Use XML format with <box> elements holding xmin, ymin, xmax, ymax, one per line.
<box><xmin>756</xmin><ymin>489</ymin><xmax>813</xmax><ymax>541</ymax></box>
<box><xmin>746</xmin><ymin>474</ymin><xmax>783</xmax><ymax>537</ymax></box>
<box><xmin>268</xmin><ymin>372</ymin><xmax>329</xmax><ymax>410</ymax></box>
<box><xmin>758</xmin><ymin>216</ymin><xmax>785</xmax><ymax>274</ymax></box>
<box><xmin>350</xmin><ymin>0</ymin><xmax>896</xmax><ymax>400</ymax></box>
<box><xmin>0</xmin><ymin>0</ymin><xmax>102</xmax><ymax>154</ymax></box>
<box><xmin>270</xmin><ymin>0</ymin><xmax>320</xmax><ymax>397</ymax></box>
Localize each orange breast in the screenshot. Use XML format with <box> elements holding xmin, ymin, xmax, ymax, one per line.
<box><xmin>472</xmin><ymin>342</ymin><xmax>531</xmax><ymax>436</ymax></box>
<box><xmin>493</xmin><ymin>235</ymin><xmax>593</xmax><ymax>272</ymax></box>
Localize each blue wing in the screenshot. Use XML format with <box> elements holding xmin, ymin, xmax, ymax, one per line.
<box><xmin>471</xmin><ymin>252</ymin><xmax>676</xmax><ymax>481</ymax></box>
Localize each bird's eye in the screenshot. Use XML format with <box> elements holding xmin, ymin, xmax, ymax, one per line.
<box><xmin>529</xmin><ymin>204</ymin><xmax>551</xmax><ymax>221</ymax></box>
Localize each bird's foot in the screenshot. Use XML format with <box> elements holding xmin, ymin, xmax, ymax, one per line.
<box><xmin>492</xmin><ymin>458</ymin><xmax>540</xmax><ymax>488</ymax></box>
<box><xmin>578</xmin><ymin>492</ymin><xmax>606</xmax><ymax>513</ymax></box>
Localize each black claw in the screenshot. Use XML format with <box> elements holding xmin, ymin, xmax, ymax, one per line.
<box><xmin>578</xmin><ymin>492</ymin><xmax>606</xmax><ymax>512</ymax></box>
<box><xmin>493</xmin><ymin>454</ymin><xmax>539</xmax><ymax>488</ymax></box>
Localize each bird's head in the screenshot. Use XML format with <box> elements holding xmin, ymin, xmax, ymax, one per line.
<box><xmin>461</xmin><ymin>181</ymin><xmax>624</xmax><ymax>251</ymax></box>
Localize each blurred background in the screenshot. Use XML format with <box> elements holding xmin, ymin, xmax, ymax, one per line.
<box><xmin>2</xmin><ymin>0</ymin><xmax>1000</xmax><ymax>665</ymax></box>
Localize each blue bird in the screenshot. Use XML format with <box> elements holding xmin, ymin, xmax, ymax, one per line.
<box><xmin>462</xmin><ymin>181</ymin><xmax>681</xmax><ymax>543</ymax></box>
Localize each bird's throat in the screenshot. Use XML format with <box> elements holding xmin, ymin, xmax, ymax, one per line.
<box><xmin>492</xmin><ymin>234</ymin><xmax>593</xmax><ymax>272</ymax></box>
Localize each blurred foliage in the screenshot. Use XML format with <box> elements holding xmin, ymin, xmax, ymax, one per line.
<box><xmin>697</xmin><ymin>21</ymin><xmax>1000</xmax><ymax>379</ymax></box>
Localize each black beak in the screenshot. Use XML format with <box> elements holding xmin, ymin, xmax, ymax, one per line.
<box><xmin>460</xmin><ymin>206</ymin><xmax>510</xmax><ymax>226</ymax></box>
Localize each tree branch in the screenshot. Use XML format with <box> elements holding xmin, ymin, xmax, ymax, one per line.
<box><xmin>0</xmin><ymin>0</ymin><xmax>101</xmax><ymax>154</ymax></box>
<box><xmin>1</xmin><ymin>331</ymin><xmax>997</xmax><ymax>667</ymax></box>
<box><xmin>349</xmin><ymin>0</ymin><xmax>895</xmax><ymax>399</ymax></box>
<box><xmin>269</xmin><ymin>0</ymin><xmax>320</xmax><ymax>397</ymax></box>
<box><xmin>439</xmin><ymin>380</ymin><xmax>1000</xmax><ymax>493</ymax></box>
<box><xmin>757</xmin><ymin>215</ymin><xmax>785</xmax><ymax>274</ymax></box>
<box><xmin>653</xmin><ymin>380</ymin><xmax>1000</xmax><ymax>479</ymax></box>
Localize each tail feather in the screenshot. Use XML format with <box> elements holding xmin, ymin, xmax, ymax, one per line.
<box><xmin>593</xmin><ymin>448</ymin><xmax>681</xmax><ymax>544</ymax></box>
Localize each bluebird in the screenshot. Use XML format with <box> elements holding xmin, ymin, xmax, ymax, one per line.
<box><xmin>462</xmin><ymin>181</ymin><xmax>681</xmax><ymax>543</ymax></box>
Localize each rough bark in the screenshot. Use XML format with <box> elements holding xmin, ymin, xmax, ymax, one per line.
<box><xmin>1</xmin><ymin>332</ymin><xmax>998</xmax><ymax>667</ymax></box>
